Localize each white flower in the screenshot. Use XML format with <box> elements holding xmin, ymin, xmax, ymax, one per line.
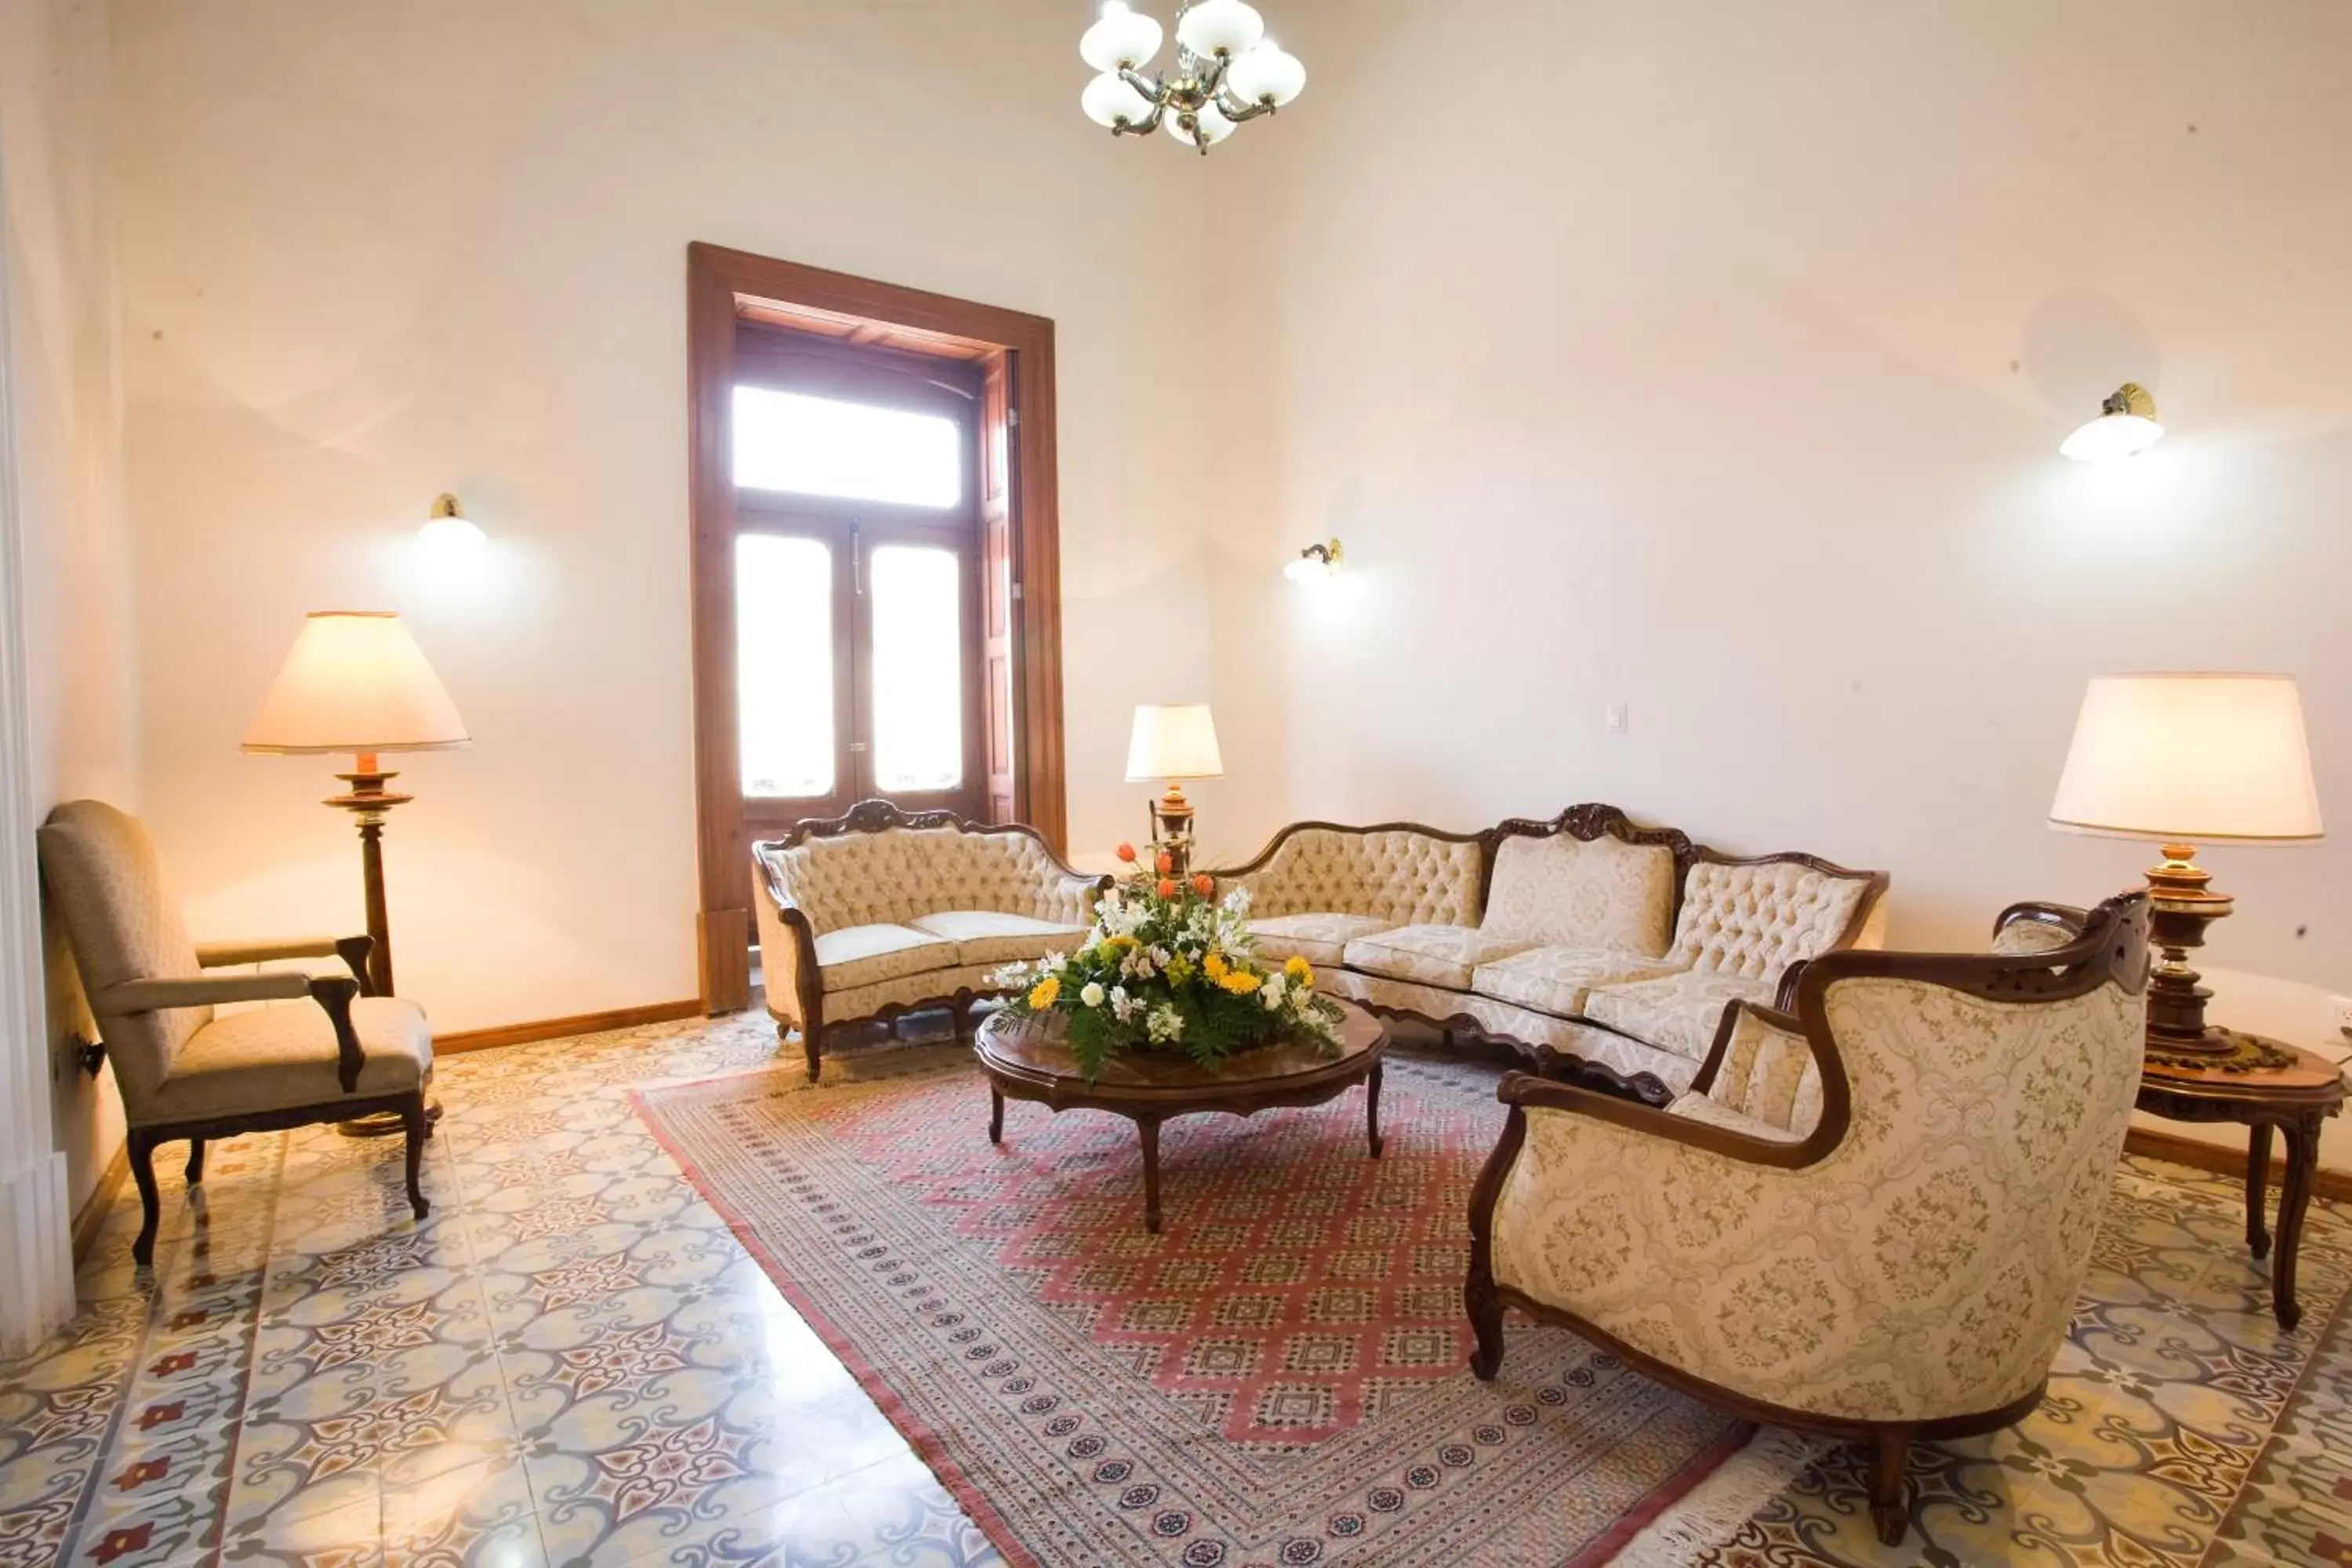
<box><xmin>1260</xmin><ymin>972</ymin><xmax>1287</xmax><ymax>1009</ymax></box>
<box><xmin>1147</xmin><ymin>1004</ymin><xmax>1185</xmax><ymax>1043</ymax></box>
<box><xmin>989</xmin><ymin>961</ymin><xmax>1031</xmax><ymax>989</ymax></box>
<box><xmin>1109</xmin><ymin>985</ymin><xmax>1138</xmax><ymax>1022</ymax></box>
<box><xmin>1080</xmin><ymin>981</ymin><xmax>1105</xmax><ymax>1007</ymax></box>
<box><xmin>1221</xmin><ymin>887</ymin><xmax>1252</xmax><ymax>916</ymax></box>
<box><xmin>1041</xmin><ymin>949</ymin><xmax>1069</xmax><ymax>974</ymax></box>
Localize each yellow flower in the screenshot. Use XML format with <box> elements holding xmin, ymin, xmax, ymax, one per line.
<box><xmin>1164</xmin><ymin>955</ymin><xmax>1193</xmax><ymax>985</ymax></box>
<box><xmin>1027</xmin><ymin>976</ymin><xmax>1061</xmax><ymax>1010</ymax></box>
<box><xmin>1203</xmin><ymin>950</ymin><xmax>1229</xmax><ymax>982</ymax></box>
<box><xmin>1218</xmin><ymin>968</ymin><xmax>1263</xmax><ymax>995</ymax></box>
<box><xmin>1285</xmin><ymin>955</ymin><xmax>1315</xmax><ymax>989</ymax></box>
<box><xmin>1103</xmin><ymin>934</ymin><xmax>1138</xmax><ymax>953</ymax></box>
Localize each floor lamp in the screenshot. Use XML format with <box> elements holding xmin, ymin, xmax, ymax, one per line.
<box><xmin>244</xmin><ymin>612</ymin><xmax>470</xmax><ymax>1131</ymax></box>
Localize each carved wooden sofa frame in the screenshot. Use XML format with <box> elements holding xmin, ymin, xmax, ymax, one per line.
<box><xmin>753</xmin><ymin>799</ymin><xmax>1109</xmax><ymax>1083</ymax></box>
<box><xmin>1463</xmin><ymin>892</ymin><xmax>2151</xmax><ymax>1545</ymax></box>
<box><xmin>1210</xmin><ymin>804</ymin><xmax>1889</xmax><ymax>1105</ymax></box>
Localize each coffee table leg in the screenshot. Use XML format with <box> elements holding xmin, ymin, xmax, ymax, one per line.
<box><xmin>2274</xmin><ymin>1115</ymin><xmax>2321</xmax><ymax>1331</ymax></box>
<box><xmin>989</xmin><ymin>1087</ymin><xmax>1004</xmax><ymax>1145</ymax></box>
<box><xmin>2247</xmin><ymin>1123</ymin><xmax>2274</xmax><ymax>1259</ymax></box>
<box><xmin>1367</xmin><ymin>1062</ymin><xmax>1385</xmax><ymax>1159</ymax></box>
<box><xmin>1138</xmin><ymin>1118</ymin><xmax>1163</xmax><ymax>1234</ymax></box>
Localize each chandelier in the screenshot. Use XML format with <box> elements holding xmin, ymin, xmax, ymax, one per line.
<box><xmin>1077</xmin><ymin>1</ymin><xmax>1306</xmax><ymax>154</ymax></box>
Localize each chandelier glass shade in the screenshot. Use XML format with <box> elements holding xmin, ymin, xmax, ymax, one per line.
<box><xmin>1078</xmin><ymin>1</ymin><xmax>1305</xmax><ymax>154</ymax></box>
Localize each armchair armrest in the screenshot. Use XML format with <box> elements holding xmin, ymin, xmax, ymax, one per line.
<box><xmin>197</xmin><ymin>934</ymin><xmax>376</xmax><ymax>994</ymax></box>
<box><xmin>1496</xmin><ymin>1070</ymin><xmax>1831</xmax><ymax>1170</ymax></box>
<box><xmin>93</xmin><ymin>972</ymin><xmax>367</xmax><ymax>1093</ymax></box>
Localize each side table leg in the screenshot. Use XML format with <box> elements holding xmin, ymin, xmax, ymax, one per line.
<box><xmin>1138</xmin><ymin>1118</ymin><xmax>1163</xmax><ymax>1234</ymax></box>
<box><xmin>989</xmin><ymin>1087</ymin><xmax>1004</xmax><ymax>1145</ymax></box>
<box><xmin>1367</xmin><ymin>1062</ymin><xmax>1385</xmax><ymax>1159</ymax></box>
<box><xmin>2246</xmin><ymin>1123</ymin><xmax>2274</xmax><ymax>1259</ymax></box>
<box><xmin>2273</xmin><ymin>1115</ymin><xmax>2321</xmax><ymax>1332</ymax></box>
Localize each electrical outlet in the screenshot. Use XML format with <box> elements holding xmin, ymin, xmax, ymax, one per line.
<box><xmin>2333</xmin><ymin>994</ymin><xmax>2352</xmax><ymax>1038</ymax></box>
<box><xmin>1606</xmin><ymin>703</ymin><xmax>1629</xmax><ymax>735</ymax></box>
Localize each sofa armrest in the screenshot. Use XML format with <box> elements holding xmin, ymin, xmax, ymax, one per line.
<box><xmin>750</xmin><ymin>858</ymin><xmax>821</xmax><ymax>1035</ymax></box>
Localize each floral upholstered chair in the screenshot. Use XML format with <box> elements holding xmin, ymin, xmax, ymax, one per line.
<box><xmin>37</xmin><ymin>800</ymin><xmax>434</xmax><ymax>1266</ymax></box>
<box><xmin>1465</xmin><ymin>892</ymin><xmax>2150</xmax><ymax>1545</ymax></box>
<box><xmin>753</xmin><ymin>800</ymin><xmax>1107</xmax><ymax>1082</ymax></box>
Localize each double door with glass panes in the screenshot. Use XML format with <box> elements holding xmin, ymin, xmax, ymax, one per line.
<box><xmin>731</xmin><ymin>333</ymin><xmax>986</xmax><ymax>853</ymax></box>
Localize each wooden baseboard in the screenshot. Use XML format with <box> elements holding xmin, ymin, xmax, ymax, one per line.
<box><xmin>435</xmin><ymin>999</ymin><xmax>706</xmax><ymax>1055</ymax></box>
<box><xmin>2125</xmin><ymin>1127</ymin><xmax>2352</xmax><ymax>1205</ymax></box>
<box><xmin>71</xmin><ymin>1141</ymin><xmax>129</xmax><ymax>1265</ymax></box>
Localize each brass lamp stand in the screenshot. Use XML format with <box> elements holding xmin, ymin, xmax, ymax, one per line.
<box><xmin>2138</xmin><ymin>844</ymin><xmax>2292</xmax><ymax>1070</ymax></box>
<box><xmin>330</xmin><ymin>752</ymin><xmax>408</xmax><ymax>998</ymax></box>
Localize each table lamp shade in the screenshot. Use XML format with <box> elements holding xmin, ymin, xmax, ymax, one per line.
<box><xmin>2049</xmin><ymin>673</ymin><xmax>2323</xmax><ymax>844</ymax></box>
<box><xmin>241</xmin><ymin>612</ymin><xmax>470</xmax><ymax>754</ymax></box>
<box><xmin>1125</xmin><ymin>704</ymin><xmax>1224</xmax><ymax>782</ymax></box>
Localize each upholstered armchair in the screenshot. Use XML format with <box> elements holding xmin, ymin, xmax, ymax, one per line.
<box><xmin>1465</xmin><ymin>893</ymin><xmax>2150</xmax><ymax>1545</ymax></box>
<box><xmin>38</xmin><ymin>801</ymin><xmax>434</xmax><ymax>1265</ymax></box>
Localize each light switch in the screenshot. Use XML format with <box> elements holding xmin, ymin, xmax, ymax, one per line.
<box><xmin>1606</xmin><ymin>703</ymin><xmax>1629</xmax><ymax>735</ymax></box>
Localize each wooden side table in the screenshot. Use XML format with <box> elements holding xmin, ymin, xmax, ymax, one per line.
<box><xmin>2136</xmin><ymin>1044</ymin><xmax>2347</xmax><ymax>1330</ymax></box>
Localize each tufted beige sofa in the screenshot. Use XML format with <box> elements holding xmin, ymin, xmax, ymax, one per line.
<box><xmin>753</xmin><ymin>800</ymin><xmax>1107</xmax><ymax>1081</ymax></box>
<box><xmin>1213</xmin><ymin>804</ymin><xmax>1888</xmax><ymax>1099</ymax></box>
<box><xmin>1466</xmin><ymin>892</ymin><xmax>2151</xmax><ymax>1544</ymax></box>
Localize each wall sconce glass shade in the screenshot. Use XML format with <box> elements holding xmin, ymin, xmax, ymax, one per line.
<box><xmin>2060</xmin><ymin>383</ymin><xmax>2165</xmax><ymax>461</ymax></box>
<box><xmin>1284</xmin><ymin>538</ymin><xmax>1345</xmax><ymax>581</ymax></box>
<box><xmin>416</xmin><ymin>492</ymin><xmax>487</xmax><ymax>556</ymax></box>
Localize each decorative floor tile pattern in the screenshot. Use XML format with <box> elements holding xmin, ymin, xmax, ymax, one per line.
<box><xmin>0</xmin><ymin>1008</ymin><xmax>2344</xmax><ymax>1567</ymax></box>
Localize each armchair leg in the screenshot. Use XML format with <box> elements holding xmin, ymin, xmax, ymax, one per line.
<box><xmin>1868</xmin><ymin>1425</ymin><xmax>1914</xmax><ymax>1546</ymax></box>
<box><xmin>400</xmin><ymin>1094</ymin><xmax>430</xmax><ymax>1221</ymax></box>
<box><xmin>129</xmin><ymin>1131</ymin><xmax>162</xmax><ymax>1268</ymax></box>
<box><xmin>1465</xmin><ymin>1269</ymin><xmax>1505</xmax><ymax>1381</ymax></box>
<box><xmin>183</xmin><ymin>1138</ymin><xmax>205</xmax><ymax>1186</ymax></box>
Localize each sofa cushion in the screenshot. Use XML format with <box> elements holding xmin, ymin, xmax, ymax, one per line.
<box><xmin>813</xmin><ymin>923</ymin><xmax>958</xmax><ymax>993</ymax></box>
<box><xmin>149</xmin><ymin>996</ymin><xmax>431</xmax><ymax>1123</ymax></box>
<box><xmin>1342</xmin><ymin>924</ymin><xmax>1537</xmax><ymax>991</ymax></box>
<box><xmin>906</xmin><ymin>910</ymin><xmax>1088</xmax><ymax>967</ymax></box>
<box><xmin>1468</xmin><ymin>946</ymin><xmax>1683</xmax><ymax>1019</ymax></box>
<box><xmin>1480</xmin><ymin>834</ymin><xmax>1676</xmax><ymax>956</ymax></box>
<box><xmin>1670</xmin><ymin>861</ymin><xmax>1870</xmax><ymax>982</ymax></box>
<box><xmin>1247</xmin><ymin>913</ymin><xmax>1398</xmax><ymax>967</ymax></box>
<box><xmin>1582</xmin><ymin>970</ymin><xmax>1775</xmax><ymax>1062</ymax></box>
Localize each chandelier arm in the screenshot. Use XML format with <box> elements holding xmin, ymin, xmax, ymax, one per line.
<box><xmin>1119</xmin><ymin>66</ymin><xmax>1169</xmax><ymax>105</ymax></box>
<box><xmin>1195</xmin><ymin>50</ymin><xmax>1233</xmax><ymax>100</ymax></box>
<box><xmin>1116</xmin><ymin>100</ymin><xmax>1169</xmax><ymax>136</ymax></box>
<box><xmin>1213</xmin><ymin>89</ymin><xmax>1274</xmax><ymax>123</ymax></box>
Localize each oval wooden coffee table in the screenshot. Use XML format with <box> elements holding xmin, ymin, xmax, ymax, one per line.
<box><xmin>975</xmin><ymin>999</ymin><xmax>1388</xmax><ymax>1233</ymax></box>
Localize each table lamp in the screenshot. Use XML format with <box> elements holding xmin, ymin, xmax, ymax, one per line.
<box><xmin>243</xmin><ymin>612</ymin><xmax>470</xmax><ymax>1000</ymax></box>
<box><xmin>2049</xmin><ymin>672</ymin><xmax>2325</xmax><ymax>1068</ymax></box>
<box><xmin>1125</xmin><ymin>703</ymin><xmax>1223</xmax><ymax>877</ymax></box>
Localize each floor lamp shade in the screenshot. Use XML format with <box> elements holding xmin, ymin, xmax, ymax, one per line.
<box><xmin>242</xmin><ymin>612</ymin><xmax>470</xmax><ymax>754</ymax></box>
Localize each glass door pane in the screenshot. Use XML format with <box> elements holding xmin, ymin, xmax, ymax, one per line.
<box><xmin>735</xmin><ymin>534</ymin><xmax>837</xmax><ymax>798</ymax></box>
<box><xmin>867</xmin><ymin>544</ymin><xmax>964</xmax><ymax>793</ymax></box>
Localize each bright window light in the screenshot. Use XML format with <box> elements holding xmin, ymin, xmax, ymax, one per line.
<box><xmin>869</xmin><ymin>545</ymin><xmax>964</xmax><ymax>792</ymax></box>
<box><xmin>732</xmin><ymin>387</ymin><xmax>961</xmax><ymax>508</ymax></box>
<box><xmin>735</xmin><ymin>534</ymin><xmax>835</xmax><ymax>798</ymax></box>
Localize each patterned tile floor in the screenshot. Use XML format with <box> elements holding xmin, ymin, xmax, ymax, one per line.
<box><xmin>0</xmin><ymin>1011</ymin><xmax>2347</xmax><ymax>1567</ymax></box>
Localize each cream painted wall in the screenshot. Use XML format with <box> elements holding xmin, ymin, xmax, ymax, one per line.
<box><xmin>4</xmin><ymin>0</ymin><xmax>138</xmax><ymax>1214</ymax></box>
<box><xmin>1203</xmin><ymin>0</ymin><xmax>2352</xmax><ymax>996</ymax></box>
<box><xmin>111</xmin><ymin>0</ymin><xmax>1218</xmax><ymax>1033</ymax></box>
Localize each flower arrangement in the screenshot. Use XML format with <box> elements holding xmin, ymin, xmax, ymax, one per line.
<box><xmin>989</xmin><ymin>843</ymin><xmax>1346</xmax><ymax>1080</ymax></box>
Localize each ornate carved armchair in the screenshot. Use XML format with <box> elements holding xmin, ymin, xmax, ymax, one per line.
<box><xmin>1465</xmin><ymin>892</ymin><xmax>2150</xmax><ymax>1545</ymax></box>
<box><xmin>38</xmin><ymin>800</ymin><xmax>434</xmax><ymax>1265</ymax></box>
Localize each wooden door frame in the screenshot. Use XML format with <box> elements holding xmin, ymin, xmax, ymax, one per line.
<box><xmin>687</xmin><ymin>243</ymin><xmax>1065</xmax><ymax>1014</ymax></box>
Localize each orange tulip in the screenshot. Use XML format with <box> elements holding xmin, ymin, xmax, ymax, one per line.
<box><xmin>1116</xmin><ymin>842</ymin><xmax>1138</xmax><ymax>862</ymax></box>
<box><xmin>1191</xmin><ymin>873</ymin><xmax>1214</xmax><ymax>898</ymax></box>
<box><xmin>1156</xmin><ymin>877</ymin><xmax>1178</xmax><ymax>899</ymax></box>
<box><xmin>1156</xmin><ymin>851</ymin><xmax>1174</xmax><ymax>874</ymax></box>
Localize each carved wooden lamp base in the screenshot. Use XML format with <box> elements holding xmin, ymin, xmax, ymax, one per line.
<box><xmin>2140</xmin><ymin>844</ymin><xmax>2293</xmax><ymax>1073</ymax></box>
<box><xmin>1147</xmin><ymin>783</ymin><xmax>1199</xmax><ymax>880</ymax></box>
<box><xmin>326</xmin><ymin>753</ymin><xmax>446</xmax><ymax>1138</ymax></box>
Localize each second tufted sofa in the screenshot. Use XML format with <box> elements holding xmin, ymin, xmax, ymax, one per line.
<box><xmin>1212</xmin><ymin>804</ymin><xmax>1888</xmax><ymax>1098</ymax></box>
<box><xmin>753</xmin><ymin>800</ymin><xmax>1107</xmax><ymax>1081</ymax></box>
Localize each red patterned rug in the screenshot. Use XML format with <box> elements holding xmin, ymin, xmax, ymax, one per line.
<box><xmin>635</xmin><ymin>1052</ymin><xmax>1746</xmax><ymax>1566</ymax></box>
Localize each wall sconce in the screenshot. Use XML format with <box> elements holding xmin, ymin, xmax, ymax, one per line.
<box><xmin>2060</xmin><ymin>383</ymin><xmax>2165</xmax><ymax>461</ymax></box>
<box><xmin>416</xmin><ymin>492</ymin><xmax>487</xmax><ymax>557</ymax></box>
<box><xmin>1284</xmin><ymin>538</ymin><xmax>1345</xmax><ymax>581</ymax></box>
